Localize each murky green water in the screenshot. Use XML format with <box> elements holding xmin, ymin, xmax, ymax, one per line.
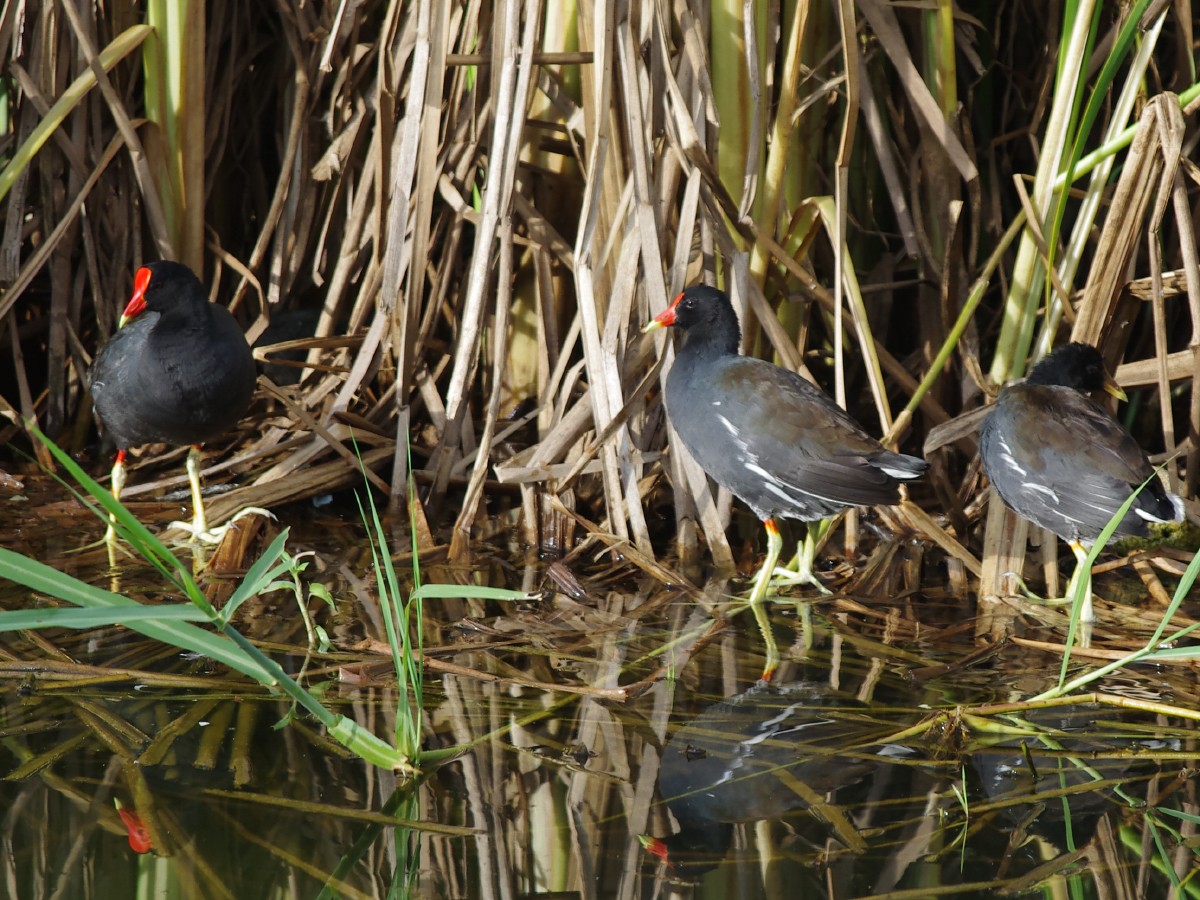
<box><xmin>1</xmin><ymin>488</ymin><xmax>1198</xmax><ymax>898</ymax></box>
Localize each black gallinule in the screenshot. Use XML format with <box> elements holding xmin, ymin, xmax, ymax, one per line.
<box><xmin>644</xmin><ymin>286</ymin><xmax>927</xmax><ymax>675</ymax></box>
<box><xmin>90</xmin><ymin>261</ymin><xmax>257</xmax><ymax>543</ymax></box>
<box><xmin>979</xmin><ymin>342</ymin><xmax>1184</xmax><ymax>622</ymax></box>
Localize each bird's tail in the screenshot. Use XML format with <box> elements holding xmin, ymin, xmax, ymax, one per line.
<box><xmin>872</xmin><ymin>451</ymin><xmax>929</xmax><ymax>481</ymax></box>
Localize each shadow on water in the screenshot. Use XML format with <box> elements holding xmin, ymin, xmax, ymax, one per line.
<box><xmin>1</xmin><ymin>485</ymin><xmax>1199</xmax><ymax>898</ymax></box>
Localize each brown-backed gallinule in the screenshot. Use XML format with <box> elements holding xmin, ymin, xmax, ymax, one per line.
<box><xmin>644</xmin><ymin>286</ymin><xmax>927</xmax><ymax>676</ymax></box>
<box><xmin>979</xmin><ymin>342</ymin><xmax>1184</xmax><ymax>622</ymax></box>
<box><xmin>90</xmin><ymin>261</ymin><xmax>257</xmax><ymax>543</ymax></box>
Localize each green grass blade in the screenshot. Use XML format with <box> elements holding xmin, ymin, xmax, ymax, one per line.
<box><xmin>9</xmin><ymin>433</ymin><xmax>414</xmax><ymax>773</ymax></box>
<box><xmin>0</xmin><ymin>547</ymin><xmax>273</xmax><ymax>681</ymax></box>
<box><xmin>1148</xmin><ymin>541</ymin><xmax>1200</xmax><ymax>648</ymax></box>
<box><xmin>28</xmin><ymin>423</ymin><xmax>210</xmax><ymax>611</ymax></box>
<box><xmin>220</xmin><ymin>528</ymin><xmax>293</xmax><ymax>623</ymax></box>
<box><xmin>409</xmin><ymin>584</ymin><xmax>531</xmax><ymax>602</ymax></box>
<box><xmin>0</xmin><ymin>606</ymin><xmax>206</xmax><ymax>630</ymax></box>
<box><xmin>1057</xmin><ymin>471</ymin><xmax>1162</xmax><ymax>686</ymax></box>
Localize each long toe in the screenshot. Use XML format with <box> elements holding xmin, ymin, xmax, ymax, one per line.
<box><xmin>168</xmin><ymin>507</ymin><xmax>275</xmax><ymax>545</ymax></box>
<box><xmin>770</xmin><ymin>566</ymin><xmax>833</xmax><ymax>595</ymax></box>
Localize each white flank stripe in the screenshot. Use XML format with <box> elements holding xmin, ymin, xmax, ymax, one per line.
<box><xmin>716</xmin><ymin>414</ymin><xmax>739</xmax><ymax>438</ymax></box>
<box><xmin>996</xmin><ymin>435</ymin><xmax>1027</xmax><ymax>477</ymax></box>
<box><xmin>1024</xmin><ymin>483</ymin><xmax>1058</xmax><ymax>502</ymax></box>
<box><xmin>744</xmin><ymin>462</ymin><xmax>840</xmax><ymax>507</ymax></box>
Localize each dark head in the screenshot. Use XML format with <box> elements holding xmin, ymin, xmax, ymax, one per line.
<box><xmin>1026</xmin><ymin>342</ymin><xmax>1126</xmax><ymax>400</ymax></box>
<box><xmin>120</xmin><ymin>261</ymin><xmax>206</xmax><ymax>326</ymax></box>
<box><xmin>643</xmin><ymin>285</ymin><xmax>740</xmax><ymax>354</ymax></box>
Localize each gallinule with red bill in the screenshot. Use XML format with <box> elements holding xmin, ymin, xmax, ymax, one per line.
<box><xmin>90</xmin><ymin>261</ymin><xmax>257</xmax><ymax>544</ymax></box>
<box><xmin>979</xmin><ymin>341</ymin><xmax>1183</xmax><ymax>624</ymax></box>
<box><xmin>644</xmin><ymin>286</ymin><xmax>927</xmax><ymax>677</ymax></box>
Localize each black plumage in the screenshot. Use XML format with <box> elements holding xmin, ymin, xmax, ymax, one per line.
<box><xmin>90</xmin><ymin>261</ymin><xmax>256</xmax><ymax>543</ymax></box>
<box><xmin>92</xmin><ymin>261</ymin><xmax>256</xmax><ymax>449</ymax></box>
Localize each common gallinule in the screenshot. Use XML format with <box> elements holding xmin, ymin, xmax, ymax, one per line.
<box><xmin>978</xmin><ymin>342</ymin><xmax>1184</xmax><ymax>622</ymax></box>
<box><xmin>90</xmin><ymin>261</ymin><xmax>257</xmax><ymax>543</ymax></box>
<box><xmin>644</xmin><ymin>286</ymin><xmax>927</xmax><ymax>675</ymax></box>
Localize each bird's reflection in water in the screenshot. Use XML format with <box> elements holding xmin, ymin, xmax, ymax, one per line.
<box><xmin>642</xmin><ymin>681</ymin><xmax>923</xmax><ymax>886</ymax></box>
<box><xmin>642</xmin><ymin>682</ymin><xmax>1165</xmax><ymax>893</ymax></box>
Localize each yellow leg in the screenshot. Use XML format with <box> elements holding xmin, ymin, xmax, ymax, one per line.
<box><xmin>1067</xmin><ymin>540</ymin><xmax>1095</xmax><ymax>626</ymax></box>
<box><xmin>186</xmin><ymin>446</ymin><xmax>208</xmax><ymax>540</ymax></box>
<box><xmin>772</xmin><ymin>519</ymin><xmax>832</xmax><ymax>594</ymax></box>
<box><xmin>104</xmin><ymin>452</ymin><xmax>129</xmax><ymax>574</ymax></box>
<box><xmin>747</xmin><ymin>518</ymin><xmax>784</xmax><ymax>681</ymax></box>
<box><xmin>104</xmin><ymin>452</ymin><xmax>127</xmax><ymax>547</ymax></box>
<box><xmin>172</xmin><ymin>450</ymin><xmax>272</xmax><ymax>545</ymax></box>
